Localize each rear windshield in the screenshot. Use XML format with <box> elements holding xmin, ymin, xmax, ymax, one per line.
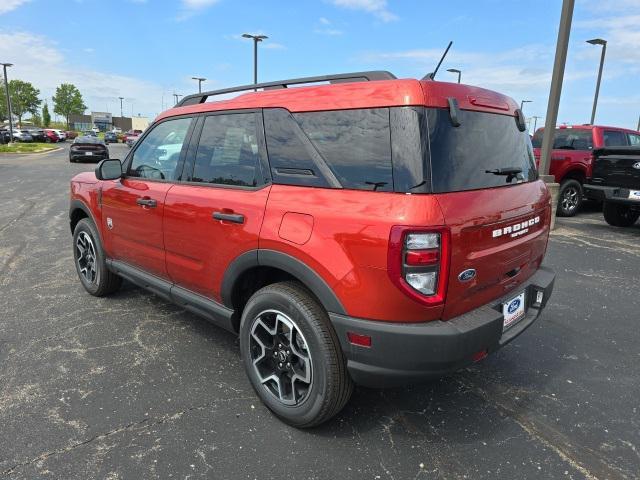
<box><xmin>426</xmin><ymin>108</ymin><xmax>537</xmax><ymax>193</ymax></box>
<box><xmin>531</xmin><ymin>128</ymin><xmax>593</xmax><ymax>150</ymax></box>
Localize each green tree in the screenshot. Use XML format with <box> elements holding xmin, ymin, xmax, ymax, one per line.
<box><xmin>8</xmin><ymin>79</ymin><xmax>41</xmax><ymax>127</ymax></box>
<box><xmin>52</xmin><ymin>83</ymin><xmax>86</xmax><ymax>129</ymax></box>
<box><xmin>42</xmin><ymin>102</ymin><xmax>51</xmax><ymax>128</ymax></box>
<box><xmin>0</xmin><ymin>80</ymin><xmax>7</xmax><ymax>122</ymax></box>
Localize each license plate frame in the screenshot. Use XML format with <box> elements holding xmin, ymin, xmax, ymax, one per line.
<box><xmin>502</xmin><ymin>291</ymin><xmax>526</xmax><ymax>331</ymax></box>
<box><xmin>85</xmin><ymin>151</ymin><xmax>93</xmax><ymax>156</ymax></box>
<box><xmin>628</xmin><ymin>190</ymin><xmax>640</xmax><ymax>201</ymax></box>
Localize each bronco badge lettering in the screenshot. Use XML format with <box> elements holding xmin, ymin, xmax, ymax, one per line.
<box><xmin>492</xmin><ymin>216</ymin><xmax>540</xmax><ymax>239</ymax></box>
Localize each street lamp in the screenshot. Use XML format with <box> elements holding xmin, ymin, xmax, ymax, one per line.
<box><xmin>192</xmin><ymin>76</ymin><xmax>206</xmax><ymax>93</ymax></box>
<box><xmin>118</xmin><ymin>97</ymin><xmax>124</xmax><ymax>119</ymax></box>
<box><xmin>531</xmin><ymin>115</ymin><xmax>541</xmax><ymax>134</ymax></box>
<box><xmin>1</xmin><ymin>62</ymin><xmax>14</xmax><ymax>144</ymax></box>
<box><xmin>173</xmin><ymin>93</ymin><xmax>182</xmax><ymax>105</ymax></box>
<box><xmin>586</xmin><ymin>38</ymin><xmax>607</xmax><ymax>125</ymax></box>
<box><xmin>520</xmin><ymin>99</ymin><xmax>532</xmax><ymax>110</ymax></box>
<box><xmin>242</xmin><ymin>33</ymin><xmax>268</xmax><ymax>89</ymax></box>
<box><xmin>446</xmin><ymin>68</ymin><xmax>462</xmax><ymax>84</ymax></box>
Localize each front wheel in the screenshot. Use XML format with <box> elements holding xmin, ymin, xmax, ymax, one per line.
<box><xmin>239</xmin><ymin>282</ymin><xmax>353</xmax><ymax>428</ymax></box>
<box><xmin>557</xmin><ymin>179</ymin><xmax>583</xmax><ymax>217</ymax></box>
<box><xmin>73</xmin><ymin>218</ymin><xmax>122</xmax><ymax>296</ymax></box>
<box><xmin>603</xmin><ymin>202</ymin><xmax>640</xmax><ymax>227</ymax></box>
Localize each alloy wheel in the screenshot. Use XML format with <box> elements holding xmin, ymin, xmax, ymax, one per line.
<box><xmin>561</xmin><ymin>186</ymin><xmax>579</xmax><ymax>212</ymax></box>
<box><xmin>76</xmin><ymin>231</ymin><xmax>98</xmax><ymax>284</ymax></box>
<box><xmin>249</xmin><ymin>310</ymin><xmax>313</xmax><ymax>406</ymax></box>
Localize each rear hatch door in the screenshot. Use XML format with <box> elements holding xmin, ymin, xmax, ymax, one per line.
<box><xmin>425</xmin><ymin>106</ymin><xmax>550</xmax><ymax>320</ymax></box>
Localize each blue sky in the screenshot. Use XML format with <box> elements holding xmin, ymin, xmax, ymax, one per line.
<box><xmin>1</xmin><ymin>0</ymin><xmax>639</xmax><ymax>130</ymax></box>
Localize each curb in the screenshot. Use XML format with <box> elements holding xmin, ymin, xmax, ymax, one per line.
<box><xmin>0</xmin><ymin>146</ymin><xmax>63</xmax><ymax>156</ymax></box>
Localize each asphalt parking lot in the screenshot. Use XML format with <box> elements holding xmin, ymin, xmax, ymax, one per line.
<box><xmin>0</xmin><ymin>143</ymin><xmax>639</xmax><ymax>479</ymax></box>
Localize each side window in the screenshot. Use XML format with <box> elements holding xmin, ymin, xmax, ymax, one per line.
<box><xmin>263</xmin><ymin>108</ymin><xmax>330</xmax><ymax>188</ymax></box>
<box><xmin>191</xmin><ymin>113</ymin><xmax>260</xmax><ymax>187</ymax></box>
<box><xmin>628</xmin><ymin>133</ymin><xmax>640</xmax><ymax>146</ymax></box>
<box><xmin>552</xmin><ymin>130</ymin><xmax>593</xmax><ymax>150</ymax></box>
<box><xmin>128</xmin><ymin>117</ymin><xmax>192</xmax><ymax>180</ymax></box>
<box><xmin>603</xmin><ymin>130</ymin><xmax>629</xmax><ymax>147</ymax></box>
<box><xmin>294</xmin><ymin>108</ymin><xmax>393</xmax><ymax>191</ymax></box>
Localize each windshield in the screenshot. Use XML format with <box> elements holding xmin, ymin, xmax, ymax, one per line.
<box><xmin>426</xmin><ymin>108</ymin><xmax>537</xmax><ymax>193</ymax></box>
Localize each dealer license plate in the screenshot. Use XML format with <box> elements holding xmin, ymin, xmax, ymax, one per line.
<box><xmin>85</xmin><ymin>151</ymin><xmax>93</xmax><ymax>156</ymax></box>
<box><xmin>503</xmin><ymin>292</ymin><xmax>525</xmax><ymax>330</ymax></box>
<box><xmin>628</xmin><ymin>190</ymin><xmax>640</xmax><ymax>200</ymax></box>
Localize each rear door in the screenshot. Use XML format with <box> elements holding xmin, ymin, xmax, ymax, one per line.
<box><xmin>163</xmin><ymin>110</ymin><xmax>271</xmax><ymax>301</ymax></box>
<box><xmin>101</xmin><ymin>116</ymin><xmax>195</xmax><ymax>279</ymax></box>
<box><xmin>425</xmin><ymin>107</ymin><xmax>550</xmax><ymax>320</ymax></box>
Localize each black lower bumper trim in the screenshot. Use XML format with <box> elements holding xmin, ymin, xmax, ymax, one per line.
<box><xmin>330</xmin><ymin>266</ymin><xmax>555</xmax><ymax>387</ymax></box>
<box><xmin>584</xmin><ymin>184</ymin><xmax>640</xmax><ymax>206</ymax></box>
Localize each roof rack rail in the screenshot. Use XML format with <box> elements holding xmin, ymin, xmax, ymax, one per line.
<box><xmin>176</xmin><ymin>71</ymin><xmax>397</xmax><ymax>107</ymax></box>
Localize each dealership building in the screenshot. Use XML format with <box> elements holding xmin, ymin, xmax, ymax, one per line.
<box><xmin>68</xmin><ymin>112</ymin><xmax>149</xmax><ymax>132</ymax></box>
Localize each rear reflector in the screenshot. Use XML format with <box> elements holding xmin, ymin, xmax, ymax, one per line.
<box><xmin>347</xmin><ymin>332</ymin><xmax>372</xmax><ymax>348</ymax></box>
<box><xmin>472</xmin><ymin>350</ymin><xmax>488</xmax><ymax>362</ymax></box>
<box><xmin>406</xmin><ymin>249</ymin><xmax>439</xmax><ymax>265</ymax></box>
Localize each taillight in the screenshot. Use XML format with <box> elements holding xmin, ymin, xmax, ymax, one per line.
<box><xmin>387</xmin><ymin>226</ymin><xmax>450</xmax><ymax>306</ymax></box>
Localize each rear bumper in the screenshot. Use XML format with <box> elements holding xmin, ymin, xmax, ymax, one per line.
<box><xmin>70</xmin><ymin>151</ymin><xmax>108</xmax><ymax>161</ymax></box>
<box><xmin>330</xmin><ymin>266</ymin><xmax>555</xmax><ymax>387</ymax></box>
<box><xmin>584</xmin><ymin>184</ymin><xmax>640</xmax><ymax>206</ymax></box>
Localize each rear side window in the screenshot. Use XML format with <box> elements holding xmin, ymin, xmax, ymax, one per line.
<box><xmin>628</xmin><ymin>133</ymin><xmax>640</xmax><ymax>146</ymax></box>
<box><xmin>427</xmin><ymin>108</ymin><xmax>537</xmax><ymax>193</ymax></box>
<box><xmin>532</xmin><ymin>129</ymin><xmax>594</xmax><ymax>150</ymax></box>
<box><xmin>294</xmin><ymin>109</ymin><xmax>393</xmax><ymax>191</ymax></box>
<box><xmin>192</xmin><ymin>113</ymin><xmax>260</xmax><ymax>187</ymax></box>
<box><xmin>603</xmin><ymin>130</ymin><xmax>629</xmax><ymax>147</ymax></box>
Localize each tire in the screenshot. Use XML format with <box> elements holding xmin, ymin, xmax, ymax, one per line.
<box><xmin>603</xmin><ymin>202</ymin><xmax>640</xmax><ymax>227</ymax></box>
<box><xmin>72</xmin><ymin>218</ymin><xmax>122</xmax><ymax>296</ymax></box>
<box><xmin>557</xmin><ymin>179</ymin><xmax>583</xmax><ymax>217</ymax></box>
<box><xmin>239</xmin><ymin>281</ymin><xmax>353</xmax><ymax>428</ymax></box>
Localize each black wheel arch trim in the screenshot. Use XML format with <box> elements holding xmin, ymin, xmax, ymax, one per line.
<box><xmin>221</xmin><ymin>249</ymin><xmax>346</xmax><ymax>315</ymax></box>
<box><xmin>69</xmin><ymin>199</ymin><xmax>101</xmax><ymax>237</ymax></box>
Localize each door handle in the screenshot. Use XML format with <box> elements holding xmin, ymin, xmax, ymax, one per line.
<box><xmin>213</xmin><ymin>211</ymin><xmax>245</xmax><ymax>224</ymax></box>
<box><xmin>136</xmin><ymin>197</ymin><xmax>157</xmax><ymax>208</ymax></box>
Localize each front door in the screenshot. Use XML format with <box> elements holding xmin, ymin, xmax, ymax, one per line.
<box><xmin>163</xmin><ymin>111</ymin><xmax>270</xmax><ymax>301</ymax></box>
<box><xmin>101</xmin><ymin>116</ymin><xmax>195</xmax><ymax>279</ymax></box>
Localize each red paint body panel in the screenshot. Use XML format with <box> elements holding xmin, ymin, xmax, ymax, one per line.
<box><xmin>163</xmin><ymin>184</ymin><xmax>270</xmax><ymax>300</ymax></box>
<box><xmin>101</xmin><ymin>179</ymin><xmax>172</xmax><ymax>279</ymax></box>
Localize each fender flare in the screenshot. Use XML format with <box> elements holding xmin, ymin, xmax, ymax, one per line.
<box><xmin>221</xmin><ymin>249</ymin><xmax>346</xmax><ymax>315</ymax></box>
<box><xmin>69</xmin><ymin>199</ymin><xmax>101</xmax><ymax>236</ymax></box>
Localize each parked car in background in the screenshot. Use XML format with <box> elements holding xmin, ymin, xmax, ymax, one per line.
<box><xmin>65</xmin><ymin>131</ymin><xmax>78</xmax><ymax>140</ymax></box>
<box><xmin>584</xmin><ymin>147</ymin><xmax>640</xmax><ymax>227</ymax></box>
<box><xmin>91</xmin><ymin>126</ymin><xmax>100</xmax><ymax>134</ymax></box>
<box><xmin>112</xmin><ymin>127</ymin><xmax>122</xmax><ymax>134</ymax></box>
<box><xmin>43</xmin><ymin>129</ymin><xmax>61</xmax><ymax>143</ymax></box>
<box><xmin>0</xmin><ymin>128</ymin><xmax>11</xmax><ymax>144</ymax></box>
<box><xmin>104</xmin><ymin>131</ymin><xmax>118</xmax><ymax>144</ymax></box>
<box><xmin>122</xmin><ymin>129</ymin><xmax>143</xmax><ymax>145</ymax></box>
<box><xmin>51</xmin><ymin>129</ymin><xmax>66</xmax><ymax>141</ymax></box>
<box><xmin>83</xmin><ymin>130</ymin><xmax>98</xmax><ymax>137</ymax></box>
<box><xmin>12</xmin><ymin>129</ymin><xmax>33</xmax><ymax>142</ymax></box>
<box><xmin>125</xmin><ymin>135</ymin><xmax>139</xmax><ymax>148</ymax></box>
<box><xmin>532</xmin><ymin>125</ymin><xmax>640</xmax><ymax>216</ymax></box>
<box><xmin>26</xmin><ymin>128</ymin><xmax>47</xmax><ymax>142</ymax></box>
<box><xmin>69</xmin><ymin>135</ymin><xmax>109</xmax><ymax>163</ymax></box>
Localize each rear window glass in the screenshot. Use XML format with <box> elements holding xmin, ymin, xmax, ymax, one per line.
<box><xmin>603</xmin><ymin>130</ymin><xmax>629</xmax><ymax>147</ymax></box>
<box><xmin>294</xmin><ymin>109</ymin><xmax>393</xmax><ymax>191</ymax></box>
<box><xmin>531</xmin><ymin>128</ymin><xmax>593</xmax><ymax>150</ymax></box>
<box><xmin>427</xmin><ymin>108</ymin><xmax>537</xmax><ymax>193</ymax></box>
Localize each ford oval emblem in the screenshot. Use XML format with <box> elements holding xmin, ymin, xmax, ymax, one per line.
<box><xmin>458</xmin><ymin>269</ymin><xmax>476</xmax><ymax>282</ymax></box>
<box><xmin>507</xmin><ymin>298</ymin><xmax>521</xmax><ymax>314</ymax></box>
<box><xmin>633</xmin><ymin>162</ymin><xmax>640</xmax><ymax>170</ymax></box>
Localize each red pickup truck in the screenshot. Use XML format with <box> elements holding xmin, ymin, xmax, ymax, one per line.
<box><xmin>532</xmin><ymin>125</ymin><xmax>640</xmax><ymax>216</ymax></box>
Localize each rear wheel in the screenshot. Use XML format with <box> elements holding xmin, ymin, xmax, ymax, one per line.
<box><xmin>239</xmin><ymin>282</ymin><xmax>353</xmax><ymax>428</ymax></box>
<box><xmin>73</xmin><ymin>218</ymin><xmax>122</xmax><ymax>296</ymax></box>
<box><xmin>603</xmin><ymin>202</ymin><xmax>640</xmax><ymax>227</ymax></box>
<box><xmin>557</xmin><ymin>179</ymin><xmax>583</xmax><ymax>217</ymax></box>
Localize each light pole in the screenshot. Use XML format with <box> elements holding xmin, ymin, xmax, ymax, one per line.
<box><xmin>520</xmin><ymin>99</ymin><xmax>532</xmax><ymax>110</ymax></box>
<box><xmin>118</xmin><ymin>96</ymin><xmax>124</xmax><ymax>120</ymax></box>
<box><xmin>242</xmin><ymin>33</ymin><xmax>268</xmax><ymax>89</ymax></box>
<box><xmin>173</xmin><ymin>93</ymin><xmax>182</xmax><ymax>105</ymax></box>
<box><xmin>1</xmin><ymin>62</ymin><xmax>14</xmax><ymax>144</ymax></box>
<box><xmin>531</xmin><ymin>115</ymin><xmax>541</xmax><ymax>134</ymax></box>
<box><xmin>192</xmin><ymin>77</ymin><xmax>206</xmax><ymax>93</ymax></box>
<box><xmin>446</xmin><ymin>68</ymin><xmax>461</xmax><ymax>84</ymax></box>
<box><xmin>587</xmin><ymin>38</ymin><xmax>607</xmax><ymax>125</ymax></box>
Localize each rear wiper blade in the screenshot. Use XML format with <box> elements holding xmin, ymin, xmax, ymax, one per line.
<box><xmin>485</xmin><ymin>167</ymin><xmax>523</xmax><ymax>176</ymax></box>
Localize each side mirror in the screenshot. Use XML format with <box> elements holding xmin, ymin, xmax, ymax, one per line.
<box><xmin>515</xmin><ymin>109</ymin><xmax>527</xmax><ymax>132</ymax></box>
<box><xmin>95</xmin><ymin>159</ymin><xmax>122</xmax><ymax>180</ymax></box>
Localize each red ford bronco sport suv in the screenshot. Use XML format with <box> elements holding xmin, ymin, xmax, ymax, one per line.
<box><xmin>532</xmin><ymin>125</ymin><xmax>640</xmax><ymax>216</ymax></box>
<box><xmin>69</xmin><ymin>71</ymin><xmax>555</xmax><ymax>427</ymax></box>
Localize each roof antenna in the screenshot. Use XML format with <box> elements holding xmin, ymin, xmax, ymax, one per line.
<box><xmin>422</xmin><ymin>41</ymin><xmax>453</xmax><ymax>81</ymax></box>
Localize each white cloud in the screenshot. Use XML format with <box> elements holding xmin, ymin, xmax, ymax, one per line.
<box><xmin>182</xmin><ymin>0</ymin><xmax>220</xmax><ymax>8</ymax></box>
<box><xmin>0</xmin><ymin>31</ymin><xmax>165</xmax><ymax>119</ymax></box>
<box><xmin>0</xmin><ymin>0</ymin><xmax>30</xmax><ymax>15</ymax></box>
<box><xmin>330</xmin><ymin>0</ymin><xmax>397</xmax><ymax>22</ymax></box>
